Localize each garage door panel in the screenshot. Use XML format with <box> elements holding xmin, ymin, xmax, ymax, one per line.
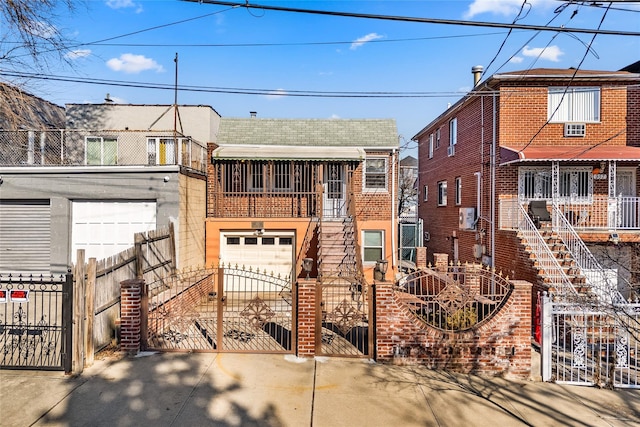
<box><xmin>221</xmin><ymin>233</ymin><xmax>294</xmax><ymax>280</ymax></box>
<box><xmin>0</xmin><ymin>201</ymin><xmax>51</xmax><ymax>273</ymax></box>
<box><xmin>72</xmin><ymin>201</ymin><xmax>156</xmax><ymax>261</ymax></box>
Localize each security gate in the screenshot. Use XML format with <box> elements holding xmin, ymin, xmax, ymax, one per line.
<box><xmin>541</xmin><ymin>296</ymin><xmax>640</xmax><ymax>389</ymax></box>
<box><xmin>145</xmin><ymin>265</ymin><xmax>294</xmax><ymax>353</ymax></box>
<box><xmin>0</xmin><ymin>273</ymin><xmax>72</xmax><ymax>372</ymax></box>
<box><xmin>317</xmin><ymin>280</ymin><xmax>373</xmax><ymax>357</ymax></box>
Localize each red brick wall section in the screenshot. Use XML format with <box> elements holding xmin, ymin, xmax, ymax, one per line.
<box><xmin>120</xmin><ymin>278</ymin><xmax>143</xmax><ymax>354</ymax></box>
<box><xmin>375</xmin><ymin>280</ymin><xmax>532</xmax><ymax>379</ymax></box>
<box><xmin>296</xmin><ymin>279</ymin><xmax>317</xmax><ymax>357</ymax></box>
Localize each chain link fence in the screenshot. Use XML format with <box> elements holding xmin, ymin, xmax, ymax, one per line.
<box><xmin>0</xmin><ymin>129</ymin><xmax>207</xmax><ymax>173</ymax></box>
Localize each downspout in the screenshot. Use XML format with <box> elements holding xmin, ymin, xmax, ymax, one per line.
<box><xmin>391</xmin><ymin>148</ymin><xmax>398</xmax><ymax>273</ymax></box>
<box><xmin>491</xmin><ymin>93</ymin><xmax>497</xmax><ymax>269</ymax></box>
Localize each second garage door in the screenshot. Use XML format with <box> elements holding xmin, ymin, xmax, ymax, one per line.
<box><xmin>221</xmin><ymin>231</ymin><xmax>294</xmax><ymax>280</ymax></box>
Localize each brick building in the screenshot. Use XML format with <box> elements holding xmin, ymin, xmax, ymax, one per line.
<box><xmin>413</xmin><ymin>67</ymin><xmax>640</xmax><ymax>326</ymax></box>
<box><xmin>206</xmin><ymin>117</ymin><xmax>399</xmax><ymax>285</ymax></box>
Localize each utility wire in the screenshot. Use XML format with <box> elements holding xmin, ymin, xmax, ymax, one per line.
<box><xmin>182</xmin><ymin>0</ymin><xmax>640</xmax><ymax>36</ymax></box>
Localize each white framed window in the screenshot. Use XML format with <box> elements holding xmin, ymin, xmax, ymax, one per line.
<box><xmin>548</xmin><ymin>87</ymin><xmax>600</xmax><ymax>123</ymax></box>
<box><xmin>559</xmin><ymin>167</ymin><xmax>593</xmax><ymax>202</ymax></box>
<box><xmin>85</xmin><ymin>136</ymin><xmax>117</xmax><ymax>165</ymax></box>
<box><xmin>455</xmin><ymin>177</ymin><xmax>462</xmax><ymax>205</ymax></box>
<box><xmin>364</xmin><ymin>157</ymin><xmax>387</xmax><ymax>191</ymax></box>
<box><xmin>147</xmin><ymin>137</ymin><xmax>177</xmax><ymax>165</ymax></box>
<box><xmin>449</xmin><ymin>118</ymin><xmax>457</xmax><ymax>146</ymax></box>
<box><xmin>423</xmin><ymin>185</ymin><xmax>428</xmax><ymax>202</ymax></box>
<box><xmin>519</xmin><ymin>167</ymin><xmax>552</xmax><ymax>200</ymax></box>
<box><xmin>363</xmin><ymin>230</ymin><xmax>384</xmax><ymax>263</ymax></box>
<box><xmin>437</xmin><ymin>181</ymin><xmax>447</xmax><ymax>206</ymax></box>
<box><xmin>435</xmin><ymin>128</ymin><xmax>441</xmax><ymax>148</ymax></box>
<box><xmin>428</xmin><ymin>133</ymin><xmax>434</xmax><ymax>159</ymax></box>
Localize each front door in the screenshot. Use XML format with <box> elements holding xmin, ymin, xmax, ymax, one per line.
<box><xmin>323</xmin><ymin>163</ymin><xmax>346</xmax><ymax>219</ymax></box>
<box><xmin>617</xmin><ymin>168</ymin><xmax>637</xmax><ymax>228</ymax></box>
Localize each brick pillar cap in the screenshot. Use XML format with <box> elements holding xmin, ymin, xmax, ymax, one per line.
<box><xmin>121</xmin><ymin>278</ymin><xmax>145</xmax><ymax>285</ymax></box>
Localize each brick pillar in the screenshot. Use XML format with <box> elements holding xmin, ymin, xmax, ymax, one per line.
<box><xmin>433</xmin><ymin>253</ymin><xmax>449</xmax><ymax>271</ymax></box>
<box><xmin>509</xmin><ymin>280</ymin><xmax>533</xmax><ymax>379</ymax></box>
<box><xmin>296</xmin><ymin>279</ymin><xmax>317</xmax><ymax>357</ymax></box>
<box><xmin>374</xmin><ymin>282</ymin><xmax>397</xmax><ymax>360</ymax></box>
<box><xmin>416</xmin><ymin>247</ymin><xmax>427</xmax><ymax>269</ymax></box>
<box><xmin>120</xmin><ymin>278</ymin><xmax>144</xmax><ymax>354</ymax></box>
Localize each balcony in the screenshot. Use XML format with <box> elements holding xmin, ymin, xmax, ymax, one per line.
<box><xmin>0</xmin><ymin>129</ymin><xmax>207</xmax><ymax>173</ymax></box>
<box><xmin>499</xmin><ymin>196</ymin><xmax>640</xmax><ymax>231</ymax></box>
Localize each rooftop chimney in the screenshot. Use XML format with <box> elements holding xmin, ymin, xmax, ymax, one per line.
<box><xmin>105</xmin><ymin>93</ymin><xmax>114</xmax><ymax>103</ymax></box>
<box><xmin>250</xmin><ymin>111</ymin><xmax>257</xmax><ymax>118</ymax></box>
<box><xmin>471</xmin><ymin>65</ymin><xmax>484</xmax><ymax>87</ymax></box>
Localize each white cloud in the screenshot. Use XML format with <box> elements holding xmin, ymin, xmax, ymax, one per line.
<box><xmin>329</xmin><ymin>114</ymin><xmax>341</xmax><ymax>119</ymax></box>
<box><xmin>350</xmin><ymin>33</ymin><xmax>384</xmax><ymax>50</ymax></box>
<box><xmin>522</xmin><ymin>45</ymin><xmax>563</xmax><ymax>62</ymax></box>
<box><xmin>106</xmin><ymin>53</ymin><xmax>164</xmax><ymax>73</ymax></box>
<box><xmin>464</xmin><ymin>0</ymin><xmax>554</xmax><ymax>19</ymax></box>
<box><xmin>106</xmin><ymin>0</ymin><xmax>143</xmax><ymax>13</ymax></box>
<box><xmin>263</xmin><ymin>89</ymin><xmax>287</xmax><ymax>99</ymax></box>
<box><xmin>65</xmin><ymin>49</ymin><xmax>92</xmax><ymax>60</ymax></box>
<box><xmin>27</xmin><ymin>21</ymin><xmax>57</xmax><ymax>39</ymax></box>
<box><xmin>509</xmin><ymin>56</ymin><xmax>524</xmax><ymax>64</ymax></box>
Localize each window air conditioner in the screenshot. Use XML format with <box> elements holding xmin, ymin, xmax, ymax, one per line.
<box><xmin>447</xmin><ymin>145</ymin><xmax>455</xmax><ymax>156</ymax></box>
<box><xmin>459</xmin><ymin>207</ymin><xmax>476</xmax><ymax>230</ymax></box>
<box><xmin>564</xmin><ymin>123</ymin><xmax>586</xmax><ymax>137</ymax></box>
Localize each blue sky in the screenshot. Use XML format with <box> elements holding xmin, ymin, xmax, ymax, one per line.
<box><xmin>4</xmin><ymin>0</ymin><xmax>640</xmax><ymax>156</ymax></box>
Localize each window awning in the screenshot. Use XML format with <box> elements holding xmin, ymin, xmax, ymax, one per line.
<box><xmin>211</xmin><ymin>145</ymin><xmax>365</xmax><ymax>161</ymax></box>
<box><xmin>501</xmin><ymin>145</ymin><xmax>640</xmax><ymax>165</ymax></box>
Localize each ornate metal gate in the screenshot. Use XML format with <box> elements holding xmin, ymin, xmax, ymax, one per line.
<box><xmin>541</xmin><ymin>295</ymin><xmax>640</xmax><ymax>389</ymax></box>
<box><xmin>0</xmin><ymin>273</ymin><xmax>72</xmax><ymax>372</ymax></box>
<box><xmin>145</xmin><ymin>265</ymin><xmax>294</xmax><ymax>353</ymax></box>
<box><xmin>317</xmin><ymin>280</ymin><xmax>373</xmax><ymax>357</ymax></box>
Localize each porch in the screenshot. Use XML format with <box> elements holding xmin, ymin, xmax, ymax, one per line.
<box><xmin>500</xmin><ymin>196</ymin><xmax>640</xmax><ymax>232</ymax></box>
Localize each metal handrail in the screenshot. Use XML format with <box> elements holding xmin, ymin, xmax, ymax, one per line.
<box><xmin>515</xmin><ymin>203</ymin><xmax>578</xmax><ymax>297</ymax></box>
<box><xmin>294</xmin><ymin>217</ymin><xmax>318</xmax><ymax>280</ymax></box>
<box><xmin>551</xmin><ymin>204</ymin><xmax>625</xmax><ymax>304</ymax></box>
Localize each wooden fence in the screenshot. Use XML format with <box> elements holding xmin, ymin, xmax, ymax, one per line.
<box><xmin>72</xmin><ymin>223</ymin><xmax>176</xmax><ymax>373</ymax></box>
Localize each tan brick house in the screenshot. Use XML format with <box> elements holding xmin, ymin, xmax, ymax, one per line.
<box><xmin>413</xmin><ymin>67</ymin><xmax>640</xmax><ymax>325</ymax></box>
<box><xmin>206</xmin><ymin>117</ymin><xmax>399</xmax><ymax>285</ymax></box>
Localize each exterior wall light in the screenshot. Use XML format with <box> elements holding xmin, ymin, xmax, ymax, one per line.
<box><xmin>302</xmin><ymin>257</ymin><xmax>314</xmax><ymax>279</ymax></box>
<box><xmin>376</xmin><ymin>259</ymin><xmax>389</xmax><ymax>282</ymax></box>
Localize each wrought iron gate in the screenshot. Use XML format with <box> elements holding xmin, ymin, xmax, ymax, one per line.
<box><xmin>541</xmin><ymin>295</ymin><xmax>640</xmax><ymax>389</ymax></box>
<box><xmin>0</xmin><ymin>273</ymin><xmax>72</xmax><ymax>372</ymax></box>
<box><xmin>145</xmin><ymin>265</ymin><xmax>294</xmax><ymax>353</ymax></box>
<box><xmin>317</xmin><ymin>280</ymin><xmax>373</xmax><ymax>357</ymax></box>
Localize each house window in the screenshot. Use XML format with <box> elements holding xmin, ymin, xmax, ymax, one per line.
<box><xmin>273</xmin><ymin>161</ymin><xmax>292</xmax><ymax>191</ymax></box>
<box><xmin>449</xmin><ymin>118</ymin><xmax>457</xmax><ymax>146</ymax></box>
<box><xmin>548</xmin><ymin>87</ymin><xmax>600</xmax><ymax>123</ymax></box>
<box><xmin>435</xmin><ymin>128</ymin><xmax>441</xmax><ymax>148</ymax></box>
<box><xmin>559</xmin><ymin>167</ymin><xmax>593</xmax><ymax>201</ymax></box>
<box><xmin>223</xmin><ymin>162</ymin><xmax>247</xmax><ymax>193</ymax></box>
<box><xmin>428</xmin><ymin>133</ymin><xmax>434</xmax><ymax>159</ymax></box>
<box><xmin>455</xmin><ymin>177</ymin><xmax>462</xmax><ymax>205</ymax></box>
<box><xmin>364</xmin><ymin>157</ymin><xmax>387</xmax><ymax>190</ymax></box>
<box><xmin>86</xmin><ymin>136</ymin><xmax>117</xmax><ymax>165</ymax></box>
<box><xmin>147</xmin><ymin>137</ymin><xmax>178</xmax><ymax>165</ymax></box>
<box><xmin>519</xmin><ymin>167</ymin><xmax>552</xmax><ymax>200</ymax></box>
<box><xmin>363</xmin><ymin>230</ymin><xmax>383</xmax><ymax>263</ymax></box>
<box><xmin>249</xmin><ymin>162</ymin><xmax>264</xmax><ymax>191</ymax></box>
<box><xmin>437</xmin><ymin>181</ymin><xmax>447</xmax><ymax>206</ymax></box>
<box><xmin>423</xmin><ymin>185</ymin><xmax>428</xmax><ymax>202</ymax></box>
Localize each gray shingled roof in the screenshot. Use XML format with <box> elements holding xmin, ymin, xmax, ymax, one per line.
<box><xmin>217</xmin><ymin>118</ymin><xmax>398</xmax><ymax>148</ymax></box>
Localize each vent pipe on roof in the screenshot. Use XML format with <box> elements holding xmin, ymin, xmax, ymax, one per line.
<box><xmin>250</xmin><ymin>111</ymin><xmax>257</xmax><ymax>118</ymax></box>
<box><xmin>472</xmin><ymin>65</ymin><xmax>484</xmax><ymax>87</ymax></box>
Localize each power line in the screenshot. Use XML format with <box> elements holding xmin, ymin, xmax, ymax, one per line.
<box><xmin>182</xmin><ymin>0</ymin><xmax>640</xmax><ymax>36</ymax></box>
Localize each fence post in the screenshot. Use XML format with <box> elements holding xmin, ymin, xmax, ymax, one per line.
<box><xmin>73</xmin><ymin>250</ymin><xmax>86</xmax><ymax>375</ymax></box>
<box><xmin>541</xmin><ymin>292</ymin><xmax>552</xmax><ymax>382</ymax></box>
<box><xmin>85</xmin><ymin>258</ymin><xmax>96</xmax><ymax>367</ymax></box>
<box><xmin>169</xmin><ymin>221</ymin><xmax>177</xmax><ymax>272</ymax></box>
<box><xmin>296</xmin><ymin>278</ymin><xmax>317</xmax><ymax>357</ymax></box>
<box><xmin>63</xmin><ymin>269</ymin><xmax>74</xmax><ymax>374</ymax></box>
<box><xmin>140</xmin><ymin>282</ymin><xmax>148</xmax><ymax>351</ymax></box>
<box><xmin>120</xmin><ymin>278</ymin><xmax>144</xmax><ymax>354</ymax></box>
<box><xmin>134</xmin><ymin>233</ymin><xmax>144</xmax><ymax>279</ymax></box>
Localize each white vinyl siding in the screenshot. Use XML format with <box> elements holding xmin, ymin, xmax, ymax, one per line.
<box><xmin>548</xmin><ymin>87</ymin><xmax>600</xmax><ymax>123</ymax></box>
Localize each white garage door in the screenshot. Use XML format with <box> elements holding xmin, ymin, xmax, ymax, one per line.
<box><xmin>221</xmin><ymin>232</ymin><xmax>294</xmax><ymax>280</ymax></box>
<box><xmin>72</xmin><ymin>201</ymin><xmax>156</xmax><ymax>261</ymax></box>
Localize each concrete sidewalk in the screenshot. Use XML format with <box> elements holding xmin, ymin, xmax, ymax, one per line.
<box><xmin>1</xmin><ymin>352</ymin><xmax>638</xmax><ymax>427</ymax></box>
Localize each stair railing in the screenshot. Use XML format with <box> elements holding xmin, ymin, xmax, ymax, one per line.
<box><xmin>346</xmin><ymin>182</ymin><xmax>366</xmax><ymax>284</ymax></box>
<box><xmin>294</xmin><ymin>217</ymin><xmax>319</xmax><ymax>280</ymax></box>
<box><xmin>516</xmin><ymin>203</ymin><xmax>578</xmax><ymax>298</ymax></box>
<box><xmin>551</xmin><ymin>204</ymin><xmax>625</xmax><ymax>304</ymax></box>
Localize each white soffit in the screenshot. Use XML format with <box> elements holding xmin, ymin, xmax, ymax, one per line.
<box><xmin>212</xmin><ymin>145</ymin><xmax>365</xmax><ymax>161</ymax></box>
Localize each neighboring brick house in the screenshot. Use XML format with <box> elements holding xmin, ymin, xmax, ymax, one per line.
<box><xmin>0</xmin><ymin>101</ymin><xmax>220</xmax><ymax>273</ymax></box>
<box><xmin>206</xmin><ymin>117</ymin><xmax>399</xmax><ymax>284</ymax></box>
<box><xmin>413</xmin><ymin>67</ymin><xmax>640</xmax><ymax>323</ymax></box>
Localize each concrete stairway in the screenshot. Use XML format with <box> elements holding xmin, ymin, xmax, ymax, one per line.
<box><xmin>317</xmin><ymin>217</ymin><xmax>359</xmax><ymax>280</ymax></box>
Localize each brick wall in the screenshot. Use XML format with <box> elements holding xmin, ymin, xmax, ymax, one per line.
<box><xmin>120</xmin><ymin>278</ymin><xmax>143</xmax><ymax>353</ymax></box>
<box><xmin>375</xmin><ymin>280</ymin><xmax>532</xmax><ymax>378</ymax></box>
<box><xmin>179</xmin><ymin>172</ymin><xmax>207</xmax><ymax>269</ymax></box>
<box><xmin>296</xmin><ymin>279</ymin><xmax>317</xmax><ymax>357</ymax></box>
